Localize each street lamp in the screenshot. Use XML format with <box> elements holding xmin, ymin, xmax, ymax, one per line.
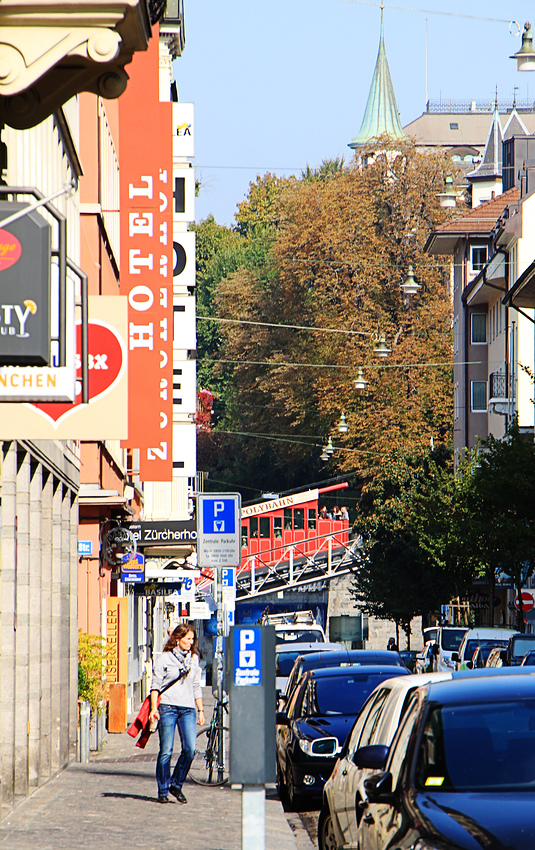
<box><xmin>337</xmin><ymin>412</ymin><xmax>348</xmax><ymax>433</ymax></box>
<box><xmin>374</xmin><ymin>333</ymin><xmax>391</xmax><ymax>358</ymax></box>
<box><xmin>511</xmin><ymin>22</ymin><xmax>535</xmax><ymax>71</ymax></box>
<box><xmin>353</xmin><ymin>367</ymin><xmax>368</xmax><ymax>390</ymax></box>
<box><xmin>401</xmin><ymin>265</ymin><xmax>420</xmax><ymax>296</ymax></box>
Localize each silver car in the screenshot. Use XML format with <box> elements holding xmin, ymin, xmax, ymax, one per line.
<box><xmin>319</xmin><ymin>672</ymin><xmax>451</xmax><ymax>850</ymax></box>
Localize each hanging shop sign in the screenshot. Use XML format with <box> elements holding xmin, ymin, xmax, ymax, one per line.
<box><xmin>172</xmin><ymin>102</ymin><xmax>194</xmax><ymax>158</ymax></box>
<box><xmin>0</xmin><ymin>203</ymin><xmax>51</xmax><ymax>366</ymax></box>
<box><xmin>0</xmin><ymin>296</ymin><xmax>127</xmax><ymax>437</ymax></box>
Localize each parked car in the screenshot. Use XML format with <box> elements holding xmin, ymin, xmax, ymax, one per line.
<box><xmin>414</xmin><ymin>642</ymin><xmax>434</xmax><ymax>674</ymax></box>
<box><xmin>430</xmin><ymin>625</ymin><xmax>468</xmax><ymax>671</ymax></box>
<box><xmin>522</xmin><ymin>650</ymin><xmax>535</xmax><ymax>666</ymax></box>
<box><xmin>397</xmin><ymin>649</ymin><xmax>418</xmax><ymax>672</ymax></box>
<box><xmin>470</xmin><ymin>642</ymin><xmax>505</xmax><ymax>669</ymax></box>
<box><xmin>275</xmin><ymin>641</ymin><xmax>342</xmax><ymax>696</ymax></box>
<box><xmin>486</xmin><ymin>645</ymin><xmax>508</xmax><ymax>667</ymax></box>
<box><xmin>279</xmin><ymin>648</ymin><xmax>406</xmax><ymax>708</ymax></box>
<box><xmin>275</xmin><ymin>664</ymin><xmax>409</xmax><ymax>807</ymax></box>
<box><xmin>319</xmin><ymin>671</ymin><xmax>452</xmax><ymax>850</ymax></box>
<box><xmin>452</xmin><ymin>627</ymin><xmax>519</xmax><ymax>670</ymax></box>
<box><xmin>355</xmin><ymin>673</ymin><xmax>535</xmax><ymax>850</ymax></box>
<box><xmin>501</xmin><ymin>633</ymin><xmax>535</xmax><ymax>666</ymax></box>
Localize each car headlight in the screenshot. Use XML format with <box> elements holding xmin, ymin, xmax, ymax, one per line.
<box><xmin>299</xmin><ymin>736</ymin><xmax>339</xmax><ymax>757</ymax></box>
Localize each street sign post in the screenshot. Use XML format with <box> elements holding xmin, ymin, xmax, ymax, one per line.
<box><xmin>197</xmin><ymin>493</ymin><xmax>242</xmax><ymax>703</ymax></box>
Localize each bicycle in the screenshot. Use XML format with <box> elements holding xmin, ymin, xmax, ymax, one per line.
<box><xmin>188</xmin><ymin>695</ymin><xmax>229</xmax><ymax>786</ymax></box>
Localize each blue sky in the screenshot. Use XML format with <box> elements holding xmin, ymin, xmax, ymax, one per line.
<box><xmin>174</xmin><ymin>0</ymin><xmax>535</xmax><ymax>227</ymax></box>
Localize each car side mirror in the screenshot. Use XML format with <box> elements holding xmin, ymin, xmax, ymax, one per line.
<box><xmin>364</xmin><ymin>771</ymin><xmax>394</xmax><ymax>803</ymax></box>
<box><xmin>276</xmin><ymin>711</ymin><xmax>289</xmax><ymax>726</ymax></box>
<box><xmin>465</xmin><ymin>660</ymin><xmax>473</xmax><ymax>669</ymax></box>
<box><xmin>432</xmin><ymin>644</ymin><xmax>439</xmax><ymax>656</ymax></box>
<box><xmin>353</xmin><ymin>744</ymin><xmax>389</xmax><ymax>770</ymax></box>
<box><xmin>500</xmin><ymin>650</ymin><xmax>507</xmax><ymax>663</ymax></box>
<box><xmin>451</xmin><ymin>652</ymin><xmax>459</xmax><ymax>663</ymax></box>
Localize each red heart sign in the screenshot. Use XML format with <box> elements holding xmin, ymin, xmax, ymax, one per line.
<box><xmin>32</xmin><ymin>321</ymin><xmax>124</xmax><ymax>423</ymax></box>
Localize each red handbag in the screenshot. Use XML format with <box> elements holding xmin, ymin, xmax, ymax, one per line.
<box><xmin>127</xmin><ymin>672</ymin><xmax>180</xmax><ymax>749</ymax></box>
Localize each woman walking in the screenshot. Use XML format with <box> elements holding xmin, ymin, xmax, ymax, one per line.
<box><xmin>149</xmin><ymin>624</ymin><xmax>205</xmax><ymax>803</ymax></box>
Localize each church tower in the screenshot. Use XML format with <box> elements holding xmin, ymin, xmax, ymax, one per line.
<box><xmin>348</xmin><ymin>9</ymin><xmax>405</xmax><ymax>156</ymax></box>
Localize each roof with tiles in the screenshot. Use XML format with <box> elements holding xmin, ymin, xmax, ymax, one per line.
<box><xmin>432</xmin><ymin>187</ymin><xmax>520</xmax><ymax>234</ymax></box>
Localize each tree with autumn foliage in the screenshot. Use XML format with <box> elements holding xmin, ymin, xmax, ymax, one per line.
<box><xmin>205</xmin><ymin>142</ymin><xmax>458</xmax><ymax>492</ymax></box>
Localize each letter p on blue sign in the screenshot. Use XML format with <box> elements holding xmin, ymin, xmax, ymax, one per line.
<box><xmin>202</xmin><ymin>496</ymin><xmax>236</xmax><ymax>534</ymax></box>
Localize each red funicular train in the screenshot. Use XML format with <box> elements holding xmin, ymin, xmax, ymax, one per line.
<box><xmin>239</xmin><ymin>482</ymin><xmax>350</xmax><ymax>571</ymax></box>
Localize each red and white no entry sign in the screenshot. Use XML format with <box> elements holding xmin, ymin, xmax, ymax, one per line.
<box><xmin>515</xmin><ymin>592</ymin><xmax>535</xmax><ymax>611</ymax></box>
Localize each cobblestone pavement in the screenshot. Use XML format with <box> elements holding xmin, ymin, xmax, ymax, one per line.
<box><xmin>0</xmin><ymin>697</ymin><xmax>305</xmax><ymax>850</ymax></box>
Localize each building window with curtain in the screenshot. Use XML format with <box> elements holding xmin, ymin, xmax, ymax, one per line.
<box><xmin>471</xmin><ymin>313</ymin><xmax>487</xmax><ymax>344</ymax></box>
<box><xmin>471</xmin><ymin>381</ymin><xmax>487</xmax><ymax>412</ymax></box>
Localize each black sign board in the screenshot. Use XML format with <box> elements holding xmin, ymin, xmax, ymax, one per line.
<box><xmin>129</xmin><ymin>520</ymin><xmax>197</xmax><ymax>547</ymax></box>
<box><xmin>0</xmin><ymin>202</ymin><xmax>51</xmax><ymax>365</ymax></box>
<box><xmin>133</xmin><ymin>582</ymin><xmax>184</xmax><ymax>596</ymax></box>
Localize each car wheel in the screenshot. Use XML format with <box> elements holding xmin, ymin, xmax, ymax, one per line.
<box><xmin>276</xmin><ymin>759</ymin><xmax>287</xmax><ymax>802</ymax></box>
<box><xmin>286</xmin><ymin>762</ymin><xmax>301</xmax><ymax>810</ymax></box>
<box><xmin>318</xmin><ymin>804</ymin><xmax>338</xmax><ymax>850</ymax></box>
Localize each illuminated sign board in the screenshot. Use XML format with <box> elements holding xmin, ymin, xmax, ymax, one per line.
<box><xmin>0</xmin><ymin>203</ymin><xmax>51</xmax><ymax>366</ymax></box>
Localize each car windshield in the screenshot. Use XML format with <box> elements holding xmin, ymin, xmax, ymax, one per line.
<box><xmin>440</xmin><ymin>629</ymin><xmax>467</xmax><ymax>651</ymax></box>
<box><xmin>511</xmin><ymin>637</ymin><xmax>535</xmax><ymax>659</ymax></box>
<box><xmin>277</xmin><ymin>651</ymin><xmax>307</xmax><ymax>676</ymax></box>
<box><xmin>416</xmin><ymin>699</ymin><xmax>535</xmax><ymax>791</ymax></box>
<box><xmin>276</xmin><ymin>630</ymin><xmax>324</xmax><ymax>645</ymax></box>
<box><xmin>463</xmin><ymin>638</ymin><xmax>505</xmax><ymax>659</ymax></box>
<box><xmin>311</xmin><ymin>673</ymin><xmax>396</xmax><ymax>716</ymax></box>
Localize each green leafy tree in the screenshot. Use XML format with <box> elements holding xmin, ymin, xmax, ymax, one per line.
<box><xmin>466</xmin><ymin>422</ymin><xmax>535</xmax><ymax>631</ymax></box>
<box><xmin>350</xmin><ymin>448</ymin><xmax>477</xmax><ymax>644</ymax></box>
<box><xmin>78</xmin><ymin>630</ymin><xmax>107</xmax><ymax>715</ymax></box>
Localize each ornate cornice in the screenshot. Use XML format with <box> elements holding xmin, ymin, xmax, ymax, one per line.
<box><xmin>0</xmin><ymin>0</ymin><xmax>152</xmax><ymax>129</ymax></box>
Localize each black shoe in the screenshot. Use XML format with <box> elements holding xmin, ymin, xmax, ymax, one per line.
<box><xmin>169</xmin><ymin>786</ymin><xmax>187</xmax><ymax>804</ymax></box>
<box><xmin>158</xmin><ymin>795</ymin><xmax>170</xmax><ymax>803</ymax></box>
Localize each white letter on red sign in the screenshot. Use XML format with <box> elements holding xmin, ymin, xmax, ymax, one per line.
<box><xmin>147</xmin><ymin>442</ymin><xmax>167</xmax><ymax>460</ymax></box>
<box><xmin>129</xmin><ymin>323</ymin><xmax>154</xmax><ymax>350</ymax></box>
<box><xmin>129</xmin><ymin>250</ymin><xmax>154</xmax><ymax>274</ymax></box>
<box><xmin>129</xmin><ymin>176</ymin><xmax>153</xmax><ymax>198</ymax></box>
<box><xmin>129</xmin><ymin>213</ymin><xmax>153</xmax><ymax>237</ymax></box>
<box><xmin>129</xmin><ymin>285</ymin><xmax>154</xmax><ymax>312</ymax></box>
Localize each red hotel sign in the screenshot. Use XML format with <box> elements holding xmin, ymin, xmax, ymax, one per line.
<box><xmin>119</xmin><ymin>33</ymin><xmax>173</xmax><ymax>481</ymax></box>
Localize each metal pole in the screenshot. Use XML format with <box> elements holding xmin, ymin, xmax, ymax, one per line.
<box><xmin>79</xmin><ymin>700</ymin><xmax>90</xmax><ymax>763</ymax></box>
<box><xmin>215</xmin><ymin>565</ymin><xmax>225</xmax><ymax>781</ymax></box>
<box><xmin>242</xmin><ymin>786</ymin><xmax>265</xmax><ymax>850</ymax></box>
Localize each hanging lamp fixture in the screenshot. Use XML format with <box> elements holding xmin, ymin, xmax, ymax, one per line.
<box><xmin>325</xmin><ymin>436</ymin><xmax>334</xmax><ymax>456</ymax></box>
<box><xmin>374</xmin><ymin>333</ymin><xmax>391</xmax><ymax>358</ymax></box>
<box><xmin>511</xmin><ymin>22</ymin><xmax>535</xmax><ymax>71</ymax></box>
<box><xmin>353</xmin><ymin>367</ymin><xmax>368</xmax><ymax>390</ymax></box>
<box><xmin>337</xmin><ymin>412</ymin><xmax>348</xmax><ymax>433</ymax></box>
<box><xmin>401</xmin><ymin>265</ymin><xmax>420</xmax><ymax>296</ymax></box>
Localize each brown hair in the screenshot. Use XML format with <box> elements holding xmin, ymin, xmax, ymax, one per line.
<box><xmin>164</xmin><ymin>623</ymin><xmax>199</xmax><ymax>655</ymax></box>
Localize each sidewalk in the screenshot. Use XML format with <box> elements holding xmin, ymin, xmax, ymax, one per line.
<box><xmin>0</xmin><ymin>691</ymin><xmax>312</xmax><ymax>850</ymax></box>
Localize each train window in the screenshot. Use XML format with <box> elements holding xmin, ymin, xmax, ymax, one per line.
<box><xmin>308</xmin><ymin>508</ymin><xmax>316</xmax><ymax>530</ymax></box>
<box><xmin>259</xmin><ymin>517</ymin><xmax>270</xmax><ymax>538</ymax></box>
<box><xmin>274</xmin><ymin>518</ymin><xmax>282</xmax><ymax>538</ymax></box>
<box><xmin>284</xmin><ymin>508</ymin><xmax>292</xmax><ymax>530</ymax></box>
<box><xmin>250</xmin><ymin>517</ymin><xmax>258</xmax><ymax>538</ymax></box>
<box><xmin>294</xmin><ymin>508</ymin><xmax>304</xmax><ymax>530</ymax></box>
<box><xmin>241</xmin><ymin>525</ymin><xmax>248</xmax><ymax>546</ymax></box>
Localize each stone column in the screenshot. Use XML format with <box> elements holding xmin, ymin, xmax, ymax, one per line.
<box><xmin>0</xmin><ymin>442</ymin><xmax>17</xmax><ymax>817</ymax></box>
<box><xmin>28</xmin><ymin>459</ymin><xmax>43</xmax><ymax>788</ymax></box>
<box><xmin>39</xmin><ymin>468</ymin><xmax>53</xmax><ymax>784</ymax></box>
<box><xmin>50</xmin><ymin>477</ymin><xmax>62</xmax><ymax>774</ymax></box>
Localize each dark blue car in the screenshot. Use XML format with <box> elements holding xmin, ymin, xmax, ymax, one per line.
<box><xmin>276</xmin><ymin>664</ymin><xmax>409</xmax><ymax>806</ymax></box>
<box><xmin>356</xmin><ymin>673</ymin><xmax>535</xmax><ymax>850</ymax></box>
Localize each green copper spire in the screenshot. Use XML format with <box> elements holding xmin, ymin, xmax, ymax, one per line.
<box><xmin>349</xmin><ymin>12</ymin><xmax>405</xmax><ymax>150</ymax></box>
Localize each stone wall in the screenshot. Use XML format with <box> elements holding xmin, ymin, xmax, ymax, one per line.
<box><xmin>0</xmin><ymin>440</ymin><xmax>80</xmax><ymax>818</ymax></box>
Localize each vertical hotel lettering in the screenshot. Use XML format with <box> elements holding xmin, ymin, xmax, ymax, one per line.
<box><xmin>119</xmin><ymin>32</ymin><xmax>173</xmax><ymax>481</ymax></box>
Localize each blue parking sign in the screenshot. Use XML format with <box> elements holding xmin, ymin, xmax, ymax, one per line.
<box><xmin>202</xmin><ymin>498</ymin><xmax>236</xmax><ymax>534</ymax></box>
<box><xmin>233</xmin><ymin>627</ymin><xmax>262</xmax><ymax>686</ymax></box>
<box><xmin>197</xmin><ymin>493</ymin><xmax>241</xmax><ymax>567</ymax></box>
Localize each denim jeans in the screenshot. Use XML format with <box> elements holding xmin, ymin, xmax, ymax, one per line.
<box><xmin>156</xmin><ymin>704</ymin><xmax>197</xmax><ymax>796</ymax></box>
